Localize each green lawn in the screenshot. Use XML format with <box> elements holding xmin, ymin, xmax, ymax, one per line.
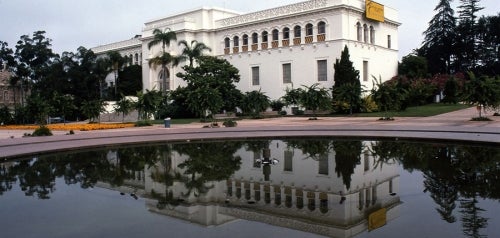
<box><xmin>149</xmin><ymin>104</ymin><xmax>472</xmax><ymax>125</ymax></box>
<box><xmin>355</xmin><ymin>103</ymin><xmax>472</xmax><ymax>117</ymax></box>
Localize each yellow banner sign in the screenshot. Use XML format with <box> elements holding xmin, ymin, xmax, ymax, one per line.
<box><xmin>366</xmin><ymin>0</ymin><xmax>385</xmax><ymax>22</ymax></box>
<box><xmin>368</xmin><ymin>208</ymin><xmax>387</xmax><ymax>231</ymax></box>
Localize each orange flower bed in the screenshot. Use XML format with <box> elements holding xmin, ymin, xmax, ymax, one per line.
<box><xmin>0</xmin><ymin>123</ymin><xmax>136</xmax><ymax>131</ymax></box>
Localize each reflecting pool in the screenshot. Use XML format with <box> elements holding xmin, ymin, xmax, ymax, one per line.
<box><xmin>0</xmin><ymin>138</ymin><xmax>499</xmax><ymax>238</ymax></box>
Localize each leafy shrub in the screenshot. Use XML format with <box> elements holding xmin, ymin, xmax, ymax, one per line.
<box><xmin>270</xmin><ymin>100</ymin><xmax>285</xmax><ymax>111</ymax></box>
<box><xmin>295</xmin><ymin>110</ymin><xmax>304</xmax><ymax>115</ymax></box>
<box><xmin>32</xmin><ymin>126</ymin><xmax>53</xmax><ymax>136</ymax></box>
<box><xmin>223</xmin><ymin>119</ymin><xmax>237</xmax><ymax>127</ymax></box>
<box><xmin>135</xmin><ymin>120</ymin><xmax>153</xmax><ymax>127</ymax></box>
<box><xmin>471</xmin><ymin>117</ymin><xmax>492</xmax><ymax>121</ymax></box>
<box><xmin>279</xmin><ymin>110</ymin><xmax>287</xmax><ymax>116</ymax></box>
<box><xmin>361</xmin><ymin>95</ymin><xmax>378</xmax><ymax>112</ymax></box>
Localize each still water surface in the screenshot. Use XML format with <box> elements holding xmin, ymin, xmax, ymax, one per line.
<box><xmin>0</xmin><ymin>138</ymin><xmax>499</xmax><ymax>238</ymax></box>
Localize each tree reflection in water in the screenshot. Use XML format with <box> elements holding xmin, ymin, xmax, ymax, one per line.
<box><xmin>371</xmin><ymin>141</ymin><xmax>500</xmax><ymax>238</ymax></box>
<box><xmin>0</xmin><ymin>139</ymin><xmax>498</xmax><ymax>237</ymax></box>
<box><xmin>174</xmin><ymin>141</ymin><xmax>242</xmax><ymax>198</ymax></box>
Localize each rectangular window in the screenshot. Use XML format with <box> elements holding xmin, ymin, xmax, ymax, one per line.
<box><xmin>387</xmin><ymin>35</ymin><xmax>391</xmax><ymax>49</ymax></box>
<box><xmin>317</xmin><ymin>60</ymin><xmax>327</xmax><ymax>81</ymax></box>
<box><xmin>318</xmin><ymin>155</ymin><xmax>329</xmax><ymax>175</ymax></box>
<box><xmin>363</xmin><ymin>60</ymin><xmax>369</xmax><ymax>82</ymax></box>
<box><xmin>364</xmin><ymin>151</ymin><xmax>370</xmax><ymax>171</ymax></box>
<box><xmin>284</xmin><ymin>151</ymin><xmax>293</xmax><ymax>172</ymax></box>
<box><xmin>252</xmin><ymin>66</ymin><xmax>260</xmax><ymax>86</ymax></box>
<box><xmin>282</xmin><ymin>63</ymin><xmax>291</xmax><ymax>84</ymax></box>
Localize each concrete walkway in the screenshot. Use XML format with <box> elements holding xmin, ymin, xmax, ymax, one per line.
<box><xmin>0</xmin><ymin>107</ymin><xmax>499</xmax><ymax>159</ymax></box>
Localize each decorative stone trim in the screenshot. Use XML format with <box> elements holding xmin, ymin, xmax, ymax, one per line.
<box><xmin>218</xmin><ymin>0</ymin><xmax>328</xmax><ymax>27</ymax></box>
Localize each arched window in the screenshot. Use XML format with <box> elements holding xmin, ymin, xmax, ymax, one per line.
<box><xmin>356</xmin><ymin>22</ymin><xmax>362</xmax><ymax>41</ymax></box>
<box><xmin>306</xmin><ymin>23</ymin><xmax>313</xmax><ymax>36</ymax></box>
<box><xmin>370</xmin><ymin>26</ymin><xmax>375</xmax><ymax>44</ymax></box>
<box><xmin>252</xmin><ymin>33</ymin><xmax>258</xmax><ymax>44</ymax></box>
<box><xmin>294</xmin><ymin>25</ymin><xmax>301</xmax><ymax>38</ymax></box>
<box><xmin>283</xmin><ymin>27</ymin><xmax>290</xmax><ymax>40</ymax></box>
<box><xmin>233</xmin><ymin>36</ymin><xmax>240</xmax><ymax>53</ymax></box>
<box><xmin>134</xmin><ymin>53</ymin><xmax>139</xmax><ymax>64</ymax></box>
<box><xmin>224</xmin><ymin>37</ymin><xmax>230</xmax><ymax>48</ymax></box>
<box><xmin>318</xmin><ymin>21</ymin><xmax>326</xmax><ymax>34</ymax></box>
<box><xmin>158</xmin><ymin>68</ymin><xmax>170</xmax><ymax>91</ymax></box>
<box><xmin>233</xmin><ymin>36</ymin><xmax>239</xmax><ymax>47</ymax></box>
<box><xmin>262</xmin><ymin>31</ymin><xmax>268</xmax><ymax>43</ymax></box>
<box><xmin>242</xmin><ymin>34</ymin><xmax>249</xmax><ymax>46</ymax></box>
<box><xmin>272</xmin><ymin>29</ymin><xmax>279</xmax><ymax>41</ymax></box>
<box><xmin>363</xmin><ymin>24</ymin><xmax>368</xmax><ymax>43</ymax></box>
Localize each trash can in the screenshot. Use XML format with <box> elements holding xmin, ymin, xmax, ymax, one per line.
<box><xmin>164</xmin><ymin>118</ymin><xmax>171</xmax><ymax>128</ymax></box>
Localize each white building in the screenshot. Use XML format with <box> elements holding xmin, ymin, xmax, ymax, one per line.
<box><xmin>91</xmin><ymin>0</ymin><xmax>399</xmax><ymax>100</ymax></box>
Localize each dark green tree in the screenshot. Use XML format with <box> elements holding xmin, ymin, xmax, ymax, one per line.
<box><xmin>114</xmin><ymin>96</ymin><xmax>136</xmax><ymax>122</ymax></box>
<box><xmin>476</xmin><ymin>13</ymin><xmax>500</xmax><ymax>75</ymax></box>
<box><xmin>14</xmin><ymin>31</ymin><xmax>58</xmax><ymax>103</ymax></box>
<box><xmin>442</xmin><ymin>76</ymin><xmax>460</xmax><ymax>104</ymax></box>
<box><xmin>398</xmin><ymin>54</ymin><xmax>429</xmax><ymax>79</ymax></box>
<box><xmin>333</xmin><ymin>45</ymin><xmax>361</xmax><ymax>112</ymax></box>
<box><xmin>371</xmin><ymin>76</ymin><xmax>405</xmax><ymax>119</ymax></box>
<box><xmin>80</xmin><ymin>99</ymin><xmax>106</xmax><ymax>122</ymax></box>
<box><xmin>241</xmin><ymin>90</ymin><xmax>270</xmax><ymax>118</ymax></box>
<box><xmin>117</xmin><ymin>64</ymin><xmax>142</xmax><ymax>96</ymax></box>
<box><xmin>186</xmin><ymin>85</ymin><xmax>224</xmax><ymax>121</ymax></box>
<box><xmin>419</xmin><ymin>0</ymin><xmax>456</xmax><ymax>74</ymax></box>
<box><xmin>0</xmin><ymin>105</ymin><xmax>13</xmax><ymax>125</ymax></box>
<box><xmin>49</xmin><ymin>92</ymin><xmax>75</xmax><ymax>124</ymax></box>
<box><xmin>25</xmin><ymin>93</ymin><xmax>51</xmax><ymax>124</ymax></box>
<box><xmin>299</xmin><ymin>83</ymin><xmax>331</xmax><ymax>116</ymax></box>
<box><xmin>177</xmin><ymin>56</ymin><xmax>242</xmax><ymax>113</ymax></box>
<box><xmin>462</xmin><ymin>73</ymin><xmax>500</xmax><ymax>118</ymax></box>
<box><xmin>136</xmin><ymin>89</ymin><xmax>162</xmax><ymax>120</ymax></box>
<box><xmin>0</xmin><ymin>41</ymin><xmax>15</xmax><ymax>69</ymax></box>
<box><xmin>455</xmin><ymin>0</ymin><xmax>484</xmax><ymax>71</ymax></box>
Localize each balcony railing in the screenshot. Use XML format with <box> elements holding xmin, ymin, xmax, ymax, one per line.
<box><xmin>282</xmin><ymin>39</ymin><xmax>290</xmax><ymax>47</ymax></box>
<box><xmin>317</xmin><ymin>34</ymin><xmax>326</xmax><ymax>42</ymax></box>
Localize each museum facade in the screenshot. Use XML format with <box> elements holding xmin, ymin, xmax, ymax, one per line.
<box><xmin>91</xmin><ymin>0</ymin><xmax>400</xmax><ymax>100</ymax></box>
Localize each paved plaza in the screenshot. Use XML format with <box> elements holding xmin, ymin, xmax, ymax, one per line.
<box><xmin>0</xmin><ymin>107</ymin><xmax>499</xmax><ymax>159</ymax></box>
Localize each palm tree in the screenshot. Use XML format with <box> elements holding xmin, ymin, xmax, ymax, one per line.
<box><xmin>148</xmin><ymin>52</ymin><xmax>182</xmax><ymax>92</ymax></box>
<box><xmin>148</xmin><ymin>28</ymin><xmax>177</xmax><ymax>54</ymax></box>
<box><xmin>178</xmin><ymin>40</ymin><xmax>211</xmax><ymax>67</ymax></box>
<box><xmin>148</xmin><ymin>29</ymin><xmax>179</xmax><ymax>93</ymax></box>
<box><xmin>106</xmin><ymin>51</ymin><xmax>124</xmax><ymax>98</ymax></box>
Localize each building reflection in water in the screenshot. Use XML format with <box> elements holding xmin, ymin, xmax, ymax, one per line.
<box><xmin>98</xmin><ymin>139</ymin><xmax>401</xmax><ymax>237</ymax></box>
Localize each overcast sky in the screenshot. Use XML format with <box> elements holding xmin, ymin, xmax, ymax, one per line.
<box><xmin>0</xmin><ymin>0</ymin><xmax>498</xmax><ymax>59</ymax></box>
